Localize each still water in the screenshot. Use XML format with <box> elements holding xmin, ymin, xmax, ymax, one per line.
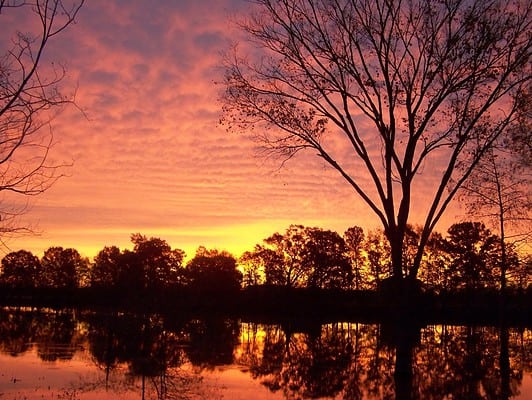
<box><xmin>0</xmin><ymin>307</ymin><xmax>530</xmax><ymax>399</ymax></box>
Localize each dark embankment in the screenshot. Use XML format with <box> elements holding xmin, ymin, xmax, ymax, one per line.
<box><xmin>0</xmin><ymin>285</ymin><xmax>529</xmax><ymax>327</ymax></box>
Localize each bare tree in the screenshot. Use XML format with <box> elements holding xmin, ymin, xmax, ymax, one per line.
<box><xmin>459</xmin><ymin>87</ymin><xmax>531</xmax><ymax>290</ymax></box>
<box><xmin>0</xmin><ymin>0</ymin><xmax>84</xmax><ymax>235</ymax></box>
<box><xmin>459</xmin><ymin>149</ymin><xmax>531</xmax><ymax>290</ymax></box>
<box><xmin>221</xmin><ymin>0</ymin><xmax>531</xmax><ymax>285</ymax></box>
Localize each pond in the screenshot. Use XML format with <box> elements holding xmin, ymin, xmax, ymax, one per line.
<box><xmin>0</xmin><ymin>307</ymin><xmax>530</xmax><ymax>399</ymax></box>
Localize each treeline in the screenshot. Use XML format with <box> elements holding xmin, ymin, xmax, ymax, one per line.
<box><xmin>240</xmin><ymin>222</ymin><xmax>530</xmax><ymax>293</ymax></box>
<box><xmin>0</xmin><ymin>221</ymin><xmax>529</xmax><ymax>297</ymax></box>
<box><xmin>0</xmin><ymin>234</ymin><xmax>241</xmax><ymax>295</ymax></box>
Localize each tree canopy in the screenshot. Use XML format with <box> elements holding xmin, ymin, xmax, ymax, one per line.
<box><xmin>40</xmin><ymin>247</ymin><xmax>87</xmax><ymax>288</ymax></box>
<box><xmin>186</xmin><ymin>247</ymin><xmax>242</xmax><ymax>292</ymax></box>
<box><xmin>1</xmin><ymin>249</ymin><xmax>41</xmax><ymax>288</ymax></box>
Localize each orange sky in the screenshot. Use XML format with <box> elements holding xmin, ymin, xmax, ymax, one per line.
<box><xmin>2</xmin><ymin>0</ymin><xmax>465</xmax><ymax>260</ymax></box>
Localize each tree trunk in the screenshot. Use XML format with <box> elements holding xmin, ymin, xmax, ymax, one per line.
<box><xmin>495</xmin><ymin>158</ymin><xmax>508</xmax><ymax>293</ymax></box>
<box><xmin>388</xmin><ymin>229</ymin><xmax>405</xmax><ymax>279</ymax></box>
<box><xmin>498</xmin><ymin>205</ymin><xmax>507</xmax><ymax>292</ymax></box>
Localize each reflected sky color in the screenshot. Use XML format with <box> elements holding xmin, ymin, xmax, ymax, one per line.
<box><xmin>3</xmin><ymin>0</ymin><xmax>464</xmax><ymax>259</ymax></box>
<box><xmin>0</xmin><ymin>307</ymin><xmax>530</xmax><ymax>400</ymax></box>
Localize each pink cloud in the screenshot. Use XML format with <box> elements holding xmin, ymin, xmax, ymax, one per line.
<box><xmin>3</xmin><ymin>0</ymin><xmax>464</xmax><ymax>259</ymax></box>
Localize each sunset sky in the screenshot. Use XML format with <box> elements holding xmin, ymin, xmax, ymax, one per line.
<box><xmin>2</xmin><ymin>0</ymin><xmax>465</xmax><ymax>260</ymax></box>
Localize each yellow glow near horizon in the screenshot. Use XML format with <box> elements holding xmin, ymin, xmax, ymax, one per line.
<box><xmin>8</xmin><ymin>219</ymin><xmax>352</xmax><ymax>261</ymax></box>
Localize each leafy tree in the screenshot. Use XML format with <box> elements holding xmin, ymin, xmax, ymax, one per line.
<box><xmin>443</xmin><ymin>222</ymin><xmax>500</xmax><ymax>290</ymax></box>
<box><xmin>303</xmin><ymin>227</ymin><xmax>352</xmax><ymax>290</ymax></box>
<box><xmin>128</xmin><ymin>233</ymin><xmax>186</xmax><ymax>290</ymax></box>
<box><xmin>402</xmin><ymin>226</ymin><xmax>422</xmax><ymax>275</ymax></box>
<box><xmin>241</xmin><ymin>244</ymin><xmax>285</xmax><ymax>287</ymax></box>
<box><xmin>239</xmin><ymin>246</ymin><xmax>267</xmax><ymax>287</ymax></box>
<box><xmin>186</xmin><ymin>247</ymin><xmax>242</xmax><ymax>292</ymax></box>
<box><xmin>247</xmin><ymin>225</ymin><xmax>354</xmax><ymax>289</ymax></box>
<box><xmin>1</xmin><ymin>249</ymin><xmax>41</xmax><ymax>288</ymax></box>
<box><xmin>262</xmin><ymin>225</ymin><xmax>311</xmax><ymax>288</ymax></box>
<box><xmin>511</xmin><ymin>255</ymin><xmax>531</xmax><ymax>290</ymax></box>
<box><xmin>344</xmin><ymin>226</ymin><xmax>366</xmax><ymax>290</ymax></box>
<box><xmin>418</xmin><ymin>231</ymin><xmax>453</xmax><ymax>292</ymax></box>
<box><xmin>39</xmin><ymin>246</ymin><xmax>87</xmax><ymax>288</ymax></box>
<box><xmin>0</xmin><ymin>1</ymin><xmax>84</xmax><ymax>235</ymax></box>
<box><xmin>221</xmin><ymin>0</ymin><xmax>532</xmax><ymax>286</ymax></box>
<box><xmin>497</xmin><ymin>244</ymin><xmax>532</xmax><ymax>290</ymax></box>
<box><xmin>116</xmin><ymin>248</ymin><xmax>144</xmax><ymax>292</ymax></box>
<box><xmin>90</xmin><ymin>245</ymin><xmax>122</xmax><ymax>288</ymax></box>
<box><xmin>364</xmin><ymin>230</ymin><xmax>392</xmax><ymax>290</ymax></box>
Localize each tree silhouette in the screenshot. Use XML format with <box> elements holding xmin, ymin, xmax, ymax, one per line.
<box><xmin>443</xmin><ymin>222</ymin><xmax>500</xmax><ymax>290</ymax></box>
<box><xmin>128</xmin><ymin>233</ymin><xmax>186</xmax><ymax>290</ymax></box>
<box><xmin>0</xmin><ymin>0</ymin><xmax>84</xmax><ymax>235</ymax></box>
<box><xmin>417</xmin><ymin>231</ymin><xmax>452</xmax><ymax>292</ymax></box>
<box><xmin>239</xmin><ymin>246</ymin><xmax>268</xmax><ymax>287</ymax></box>
<box><xmin>90</xmin><ymin>245</ymin><xmax>123</xmax><ymax>288</ymax></box>
<box><xmin>39</xmin><ymin>246</ymin><xmax>87</xmax><ymax>288</ymax></box>
<box><xmin>186</xmin><ymin>247</ymin><xmax>242</xmax><ymax>292</ymax></box>
<box><xmin>344</xmin><ymin>226</ymin><xmax>366</xmax><ymax>290</ymax></box>
<box><xmin>263</xmin><ymin>225</ymin><xmax>311</xmax><ymax>288</ymax></box>
<box><xmin>221</xmin><ymin>0</ymin><xmax>532</xmax><ymax>286</ymax></box>
<box><xmin>245</xmin><ymin>225</ymin><xmax>354</xmax><ymax>289</ymax></box>
<box><xmin>364</xmin><ymin>230</ymin><xmax>392</xmax><ymax>290</ymax></box>
<box><xmin>0</xmin><ymin>249</ymin><xmax>41</xmax><ymax>288</ymax></box>
<box><xmin>511</xmin><ymin>255</ymin><xmax>531</xmax><ymax>290</ymax></box>
<box><xmin>34</xmin><ymin>310</ymin><xmax>78</xmax><ymax>362</ymax></box>
<box><xmin>303</xmin><ymin>227</ymin><xmax>352</xmax><ymax>289</ymax></box>
<box><xmin>184</xmin><ymin>317</ymin><xmax>240</xmax><ymax>368</ymax></box>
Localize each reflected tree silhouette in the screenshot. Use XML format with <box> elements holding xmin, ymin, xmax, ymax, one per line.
<box><xmin>411</xmin><ymin>325</ymin><xmax>527</xmax><ymax>400</ymax></box>
<box><xmin>243</xmin><ymin>324</ymin><xmax>287</xmax><ymax>383</ymax></box>
<box><xmin>185</xmin><ymin>317</ymin><xmax>240</xmax><ymax>368</ymax></box>
<box><xmin>87</xmin><ymin>312</ymin><xmax>198</xmax><ymax>400</ymax></box>
<box><xmin>0</xmin><ymin>308</ymin><xmax>529</xmax><ymax>399</ymax></box>
<box><xmin>341</xmin><ymin>323</ymin><xmax>394</xmax><ymax>400</ymax></box>
<box><xmin>0</xmin><ymin>308</ymin><xmax>35</xmax><ymax>356</ymax></box>
<box><xmin>238</xmin><ymin>323</ymin><xmax>396</xmax><ymax>399</ymax></box>
<box><xmin>500</xmin><ymin>325</ymin><xmax>511</xmax><ymax>400</ymax></box>
<box><xmin>380</xmin><ymin>322</ymin><xmax>420</xmax><ymax>400</ymax></box>
<box><xmin>359</xmin><ymin>324</ymin><xmax>395</xmax><ymax>399</ymax></box>
<box><xmin>235</xmin><ymin>321</ymin><xmax>530</xmax><ymax>400</ymax></box>
<box><xmin>34</xmin><ymin>309</ymin><xmax>79</xmax><ymax>362</ymax></box>
<box><xmin>87</xmin><ymin>312</ymin><xmax>131</xmax><ymax>387</ymax></box>
<box><xmin>283</xmin><ymin>324</ymin><xmax>353</xmax><ymax>398</ymax></box>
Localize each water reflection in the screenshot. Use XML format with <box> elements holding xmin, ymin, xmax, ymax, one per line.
<box><xmin>238</xmin><ymin>321</ymin><xmax>530</xmax><ymax>400</ymax></box>
<box><xmin>0</xmin><ymin>307</ymin><xmax>530</xmax><ymax>399</ymax></box>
